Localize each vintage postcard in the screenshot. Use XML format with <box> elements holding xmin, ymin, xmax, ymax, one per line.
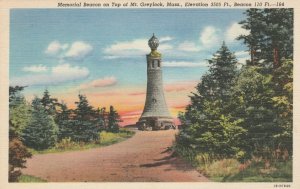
<box><xmin>0</xmin><ymin>0</ymin><xmax>299</xmax><ymax>188</ymax></box>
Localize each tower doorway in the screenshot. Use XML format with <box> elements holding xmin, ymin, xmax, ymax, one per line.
<box><xmin>149</xmin><ymin>119</ymin><xmax>156</xmax><ymax>128</ymax></box>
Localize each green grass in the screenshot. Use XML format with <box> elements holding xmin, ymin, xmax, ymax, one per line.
<box><xmin>199</xmin><ymin>158</ymin><xmax>240</xmax><ymax>181</ymax></box>
<box><xmin>174</xmin><ymin>145</ymin><xmax>292</xmax><ymax>182</ymax></box>
<box><xmin>222</xmin><ymin>160</ymin><xmax>292</xmax><ymax>182</ymax></box>
<box><xmin>197</xmin><ymin>158</ymin><xmax>292</xmax><ymax>182</ymax></box>
<box><xmin>18</xmin><ymin>174</ymin><xmax>46</xmax><ymax>182</ymax></box>
<box><xmin>28</xmin><ymin>129</ymin><xmax>135</xmax><ymax>155</ymax></box>
<box><xmin>198</xmin><ymin>159</ymin><xmax>292</xmax><ymax>182</ymax></box>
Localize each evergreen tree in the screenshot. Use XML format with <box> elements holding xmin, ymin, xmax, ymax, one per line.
<box><xmin>95</xmin><ymin>107</ymin><xmax>107</xmax><ymax>131</ymax></box>
<box><xmin>272</xmin><ymin>59</ymin><xmax>293</xmax><ymax>153</ymax></box>
<box><xmin>71</xmin><ymin>94</ymin><xmax>100</xmax><ymax>142</ymax></box>
<box><xmin>55</xmin><ymin>102</ymin><xmax>72</xmax><ymax>141</ymax></box>
<box><xmin>108</xmin><ymin>105</ymin><xmax>121</xmax><ymax>133</ymax></box>
<box><xmin>9</xmin><ymin>86</ymin><xmax>31</xmax><ymax>135</ymax></box>
<box><xmin>177</xmin><ymin>43</ymin><xmax>244</xmax><ymax>158</ymax></box>
<box><xmin>238</xmin><ymin>9</ymin><xmax>293</xmax><ymax>68</ymax></box>
<box><xmin>237</xmin><ymin>9</ymin><xmax>265</xmax><ymax>66</ymax></box>
<box><xmin>21</xmin><ymin>97</ymin><xmax>58</xmax><ymax>150</ymax></box>
<box><xmin>263</xmin><ymin>9</ymin><xmax>293</xmax><ymax>67</ymax></box>
<box><xmin>176</xmin><ymin>8</ymin><xmax>293</xmax><ymax>164</ymax></box>
<box><xmin>230</xmin><ymin>66</ymin><xmax>277</xmax><ymax>159</ymax></box>
<box><xmin>74</xmin><ymin>94</ymin><xmax>95</xmax><ymax>121</ymax></box>
<box><xmin>236</xmin><ymin>9</ymin><xmax>293</xmax><ymax>159</ymax></box>
<box><xmin>9</xmin><ymin>86</ymin><xmax>26</xmax><ymax>105</ymax></box>
<box><xmin>207</xmin><ymin>42</ymin><xmax>238</xmax><ymax>101</ymax></box>
<box><xmin>41</xmin><ymin>89</ymin><xmax>58</xmax><ymax>116</ymax></box>
<box><xmin>8</xmin><ymin>86</ymin><xmax>32</xmax><ymax>182</ymax></box>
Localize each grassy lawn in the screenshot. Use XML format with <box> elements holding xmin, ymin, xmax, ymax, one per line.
<box><xmin>221</xmin><ymin>160</ymin><xmax>292</xmax><ymax>182</ymax></box>
<box><xmin>28</xmin><ymin>128</ymin><xmax>135</xmax><ymax>155</ymax></box>
<box><xmin>174</xmin><ymin>145</ymin><xmax>292</xmax><ymax>182</ymax></box>
<box><xmin>18</xmin><ymin>174</ymin><xmax>46</xmax><ymax>182</ymax></box>
<box><xmin>198</xmin><ymin>159</ymin><xmax>292</xmax><ymax>182</ymax></box>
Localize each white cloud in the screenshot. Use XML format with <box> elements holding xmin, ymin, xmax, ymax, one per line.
<box><xmin>177</xmin><ymin>41</ymin><xmax>200</xmax><ymax>52</ymax></box>
<box><xmin>103</xmin><ymin>38</ymin><xmax>173</xmax><ymax>59</ymax></box>
<box><xmin>160</xmin><ymin>44</ymin><xmax>173</xmax><ymax>51</ymax></box>
<box><xmin>45</xmin><ymin>40</ymin><xmax>93</xmax><ymax>61</ymax></box>
<box><xmin>160</xmin><ymin>36</ymin><xmax>173</xmax><ymax>43</ymax></box>
<box><xmin>104</xmin><ymin>39</ymin><xmax>148</xmax><ymax>58</ymax></box>
<box><xmin>23</xmin><ymin>65</ymin><xmax>48</xmax><ymax>73</ymax></box>
<box><xmin>235</xmin><ymin>51</ymin><xmax>249</xmax><ymax>57</ymax></box>
<box><xmin>225</xmin><ymin>22</ymin><xmax>249</xmax><ymax>43</ymax></box>
<box><xmin>65</xmin><ymin>41</ymin><xmax>93</xmax><ymax>60</ymax></box>
<box><xmin>200</xmin><ymin>26</ymin><xmax>221</xmax><ymax>48</ymax></box>
<box><xmin>45</xmin><ymin>41</ymin><xmax>68</xmax><ymax>55</ymax></box>
<box><xmin>52</xmin><ymin>64</ymin><xmax>89</xmax><ymax>77</ymax></box>
<box><xmin>78</xmin><ymin>76</ymin><xmax>117</xmax><ymax>90</ymax></box>
<box><xmin>163</xmin><ymin>61</ymin><xmax>208</xmax><ymax>67</ymax></box>
<box><xmin>11</xmin><ymin>64</ymin><xmax>89</xmax><ymax>86</ymax></box>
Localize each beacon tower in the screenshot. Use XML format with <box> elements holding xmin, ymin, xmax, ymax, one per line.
<box><xmin>137</xmin><ymin>34</ymin><xmax>174</xmax><ymax>130</ymax></box>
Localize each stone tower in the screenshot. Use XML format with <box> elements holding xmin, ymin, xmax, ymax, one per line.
<box><xmin>136</xmin><ymin>34</ymin><xmax>174</xmax><ymax>130</ymax></box>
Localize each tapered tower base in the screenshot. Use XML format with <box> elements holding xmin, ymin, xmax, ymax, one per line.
<box><xmin>137</xmin><ymin>116</ymin><xmax>175</xmax><ymax>131</ymax></box>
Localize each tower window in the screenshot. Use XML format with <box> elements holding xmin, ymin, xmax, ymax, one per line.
<box><xmin>152</xmin><ymin>61</ymin><xmax>155</xmax><ymax>68</ymax></box>
<box><xmin>158</xmin><ymin>61</ymin><xmax>160</xmax><ymax>67</ymax></box>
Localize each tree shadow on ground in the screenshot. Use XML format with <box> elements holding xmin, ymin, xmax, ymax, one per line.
<box><xmin>139</xmin><ymin>148</ymin><xmax>197</xmax><ymax>173</ymax></box>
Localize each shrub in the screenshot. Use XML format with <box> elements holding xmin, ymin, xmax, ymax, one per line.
<box><xmin>68</xmin><ymin>120</ymin><xmax>99</xmax><ymax>142</ymax></box>
<box><xmin>173</xmin><ymin>143</ymin><xmax>197</xmax><ymax>165</ymax></box>
<box><xmin>224</xmin><ymin>159</ymin><xmax>292</xmax><ymax>182</ymax></box>
<box><xmin>9</xmin><ymin>131</ymin><xmax>32</xmax><ymax>182</ymax></box>
<box><xmin>195</xmin><ymin>153</ymin><xmax>213</xmax><ymax>170</ymax></box>
<box><xmin>100</xmin><ymin>131</ymin><xmax>119</xmax><ymax>144</ymax></box>
<box><xmin>54</xmin><ymin>137</ymin><xmax>79</xmax><ymax>150</ymax></box>
<box><xmin>201</xmin><ymin>159</ymin><xmax>240</xmax><ymax>178</ymax></box>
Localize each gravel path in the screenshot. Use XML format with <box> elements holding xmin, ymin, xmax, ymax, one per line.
<box><xmin>22</xmin><ymin>130</ymin><xmax>209</xmax><ymax>182</ymax></box>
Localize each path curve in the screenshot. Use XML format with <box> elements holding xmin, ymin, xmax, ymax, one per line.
<box><xmin>22</xmin><ymin>130</ymin><xmax>209</xmax><ymax>182</ymax></box>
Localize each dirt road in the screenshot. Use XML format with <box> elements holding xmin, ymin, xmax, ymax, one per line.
<box><xmin>22</xmin><ymin>130</ymin><xmax>209</xmax><ymax>182</ymax></box>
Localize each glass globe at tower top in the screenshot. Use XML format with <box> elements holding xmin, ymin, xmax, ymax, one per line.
<box><xmin>148</xmin><ymin>33</ymin><xmax>159</xmax><ymax>50</ymax></box>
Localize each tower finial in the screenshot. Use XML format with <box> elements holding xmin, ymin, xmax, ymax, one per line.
<box><xmin>148</xmin><ymin>33</ymin><xmax>159</xmax><ymax>51</ymax></box>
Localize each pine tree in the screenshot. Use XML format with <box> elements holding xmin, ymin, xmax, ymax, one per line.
<box><xmin>230</xmin><ymin>66</ymin><xmax>276</xmax><ymax>159</ymax></box>
<box><xmin>56</xmin><ymin>102</ymin><xmax>72</xmax><ymax>141</ymax></box>
<box><xmin>74</xmin><ymin>94</ymin><xmax>95</xmax><ymax>121</ymax></box>
<box><xmin>177</xmin><ymin>43</ymin><xmax>244</xmax><ymax>158</ymax></box>
<box><xmin>9</xmin><ymin>86</ymin><xmax>26</xmax><ymax>105</ymax></box>
<box><xmin>207</xmin><ymin>42</ymin><xmax>238</xmax><ymax>101</ymax></box>
<box><xmin>263</xmin><ymin>9</ymin><xmax>293</xmax><ymax>67</ymax></box>
<box><xmin>237</xmin><ymin>9</ymin><xmax>265</xmax><ymax>66</ymax></box>
<box><xmin>238</xmin><ymin>8</ymin><xmax>293</xmax><ymax>159</ymax></box>
<box><xmin>9</xmin><ymin>86</ymin><xmax>31</xmax><ymax>135</ymax></box>
<box><xmin>41</xmin><ymin>89</ymin><xmax>58</xmax><ymax>116</ymax></box>
<box><xmin>95</xmin><ymin>107</ymin><xmax>107</xmax><ymax>132</ymax></box>
<box><xmin>108</xmin><ymin>105</ymin><xmax>121</xmax><ymax>133</ymax></box>
<box><xmin>21</xmin><ymin>97</ymin><xmax>58</xmax><ymax>150</ymax></box>
<box><xmin>8</xmin><ymin>86</ymin><xmax>32</xmax><ymax>182</ymax></box>
<box><xmin>238</xmin><ymin>9</ymin><xmax>293</xmax><ymax>68</ymax></box>
<box><xmin>71</xmin><ymin>94</ymin><xmax>100</xmax><ymax>142</ymax></box>
<box><xmin>272</xmin><ymin>59</ymin><xmax>293</xmax><ymax>153</ymax></box>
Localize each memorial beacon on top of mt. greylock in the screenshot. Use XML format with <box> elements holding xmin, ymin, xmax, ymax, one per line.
<box><xmin>136</xmin><ymin>34</ymin><xmax>175</xmax><ymax>130</ymax></box>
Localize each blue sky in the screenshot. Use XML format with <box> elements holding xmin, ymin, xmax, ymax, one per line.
<box><xmin>9</xmin><ymin>9</ymin><xmax>250</xmax><ymax>124</ymax></box>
